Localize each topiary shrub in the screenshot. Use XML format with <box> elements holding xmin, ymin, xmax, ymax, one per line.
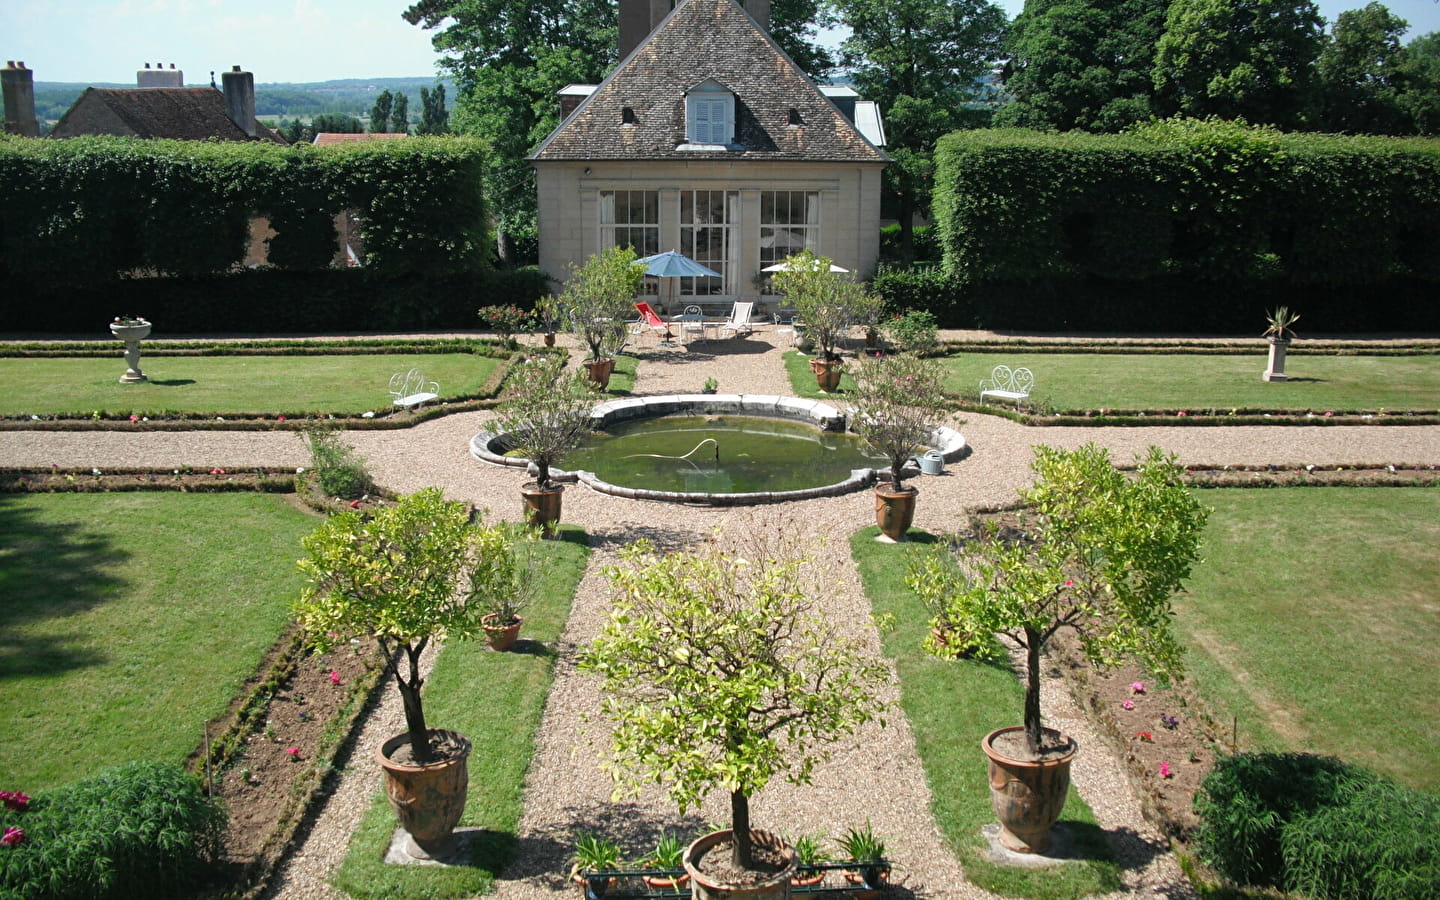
<box><xmin>1193</xmin><ymin>752</ymin><xmax>1382</xmax><ymax>888</ymax></box>
<box><xmin>1281</xmin><ymin>778</ymin><xmax>1440</xmax><ymax>900</ymax></box>
<box><xmin>0</xmin><ymin>761</ymin><xmax>224</xmax><ymax>899</ymax></box>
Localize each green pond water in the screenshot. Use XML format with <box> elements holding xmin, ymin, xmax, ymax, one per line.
<box><xmin>561</xmin><ymin>415</ymin><xmax>886</xmax><ymax>494</ymax></box>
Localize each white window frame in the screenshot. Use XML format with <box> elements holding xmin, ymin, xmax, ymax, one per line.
<box><xmin>685</xmin><ymin>80</ymin><xmax>735</xmax><ymax>146</ymax></box>
<box><xmin>599</xmin><ymin>190</ymin><xmax>661</xmax><ymax>295</ymax></box>
<box><xmin>759</xmin><ymin>190</ymin><xmax>821</xmax><ymax>292</ymax></box>
<box><xmin>680</xmin><ymin>190</ymin><xmax>739</xmax><ymax>296</ymax></box>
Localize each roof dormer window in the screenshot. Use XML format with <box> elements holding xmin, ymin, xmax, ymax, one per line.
<box><xmin>685</xmin><ymin>79</ymin><xmax>734</xmax><ymax>147</ymax></box>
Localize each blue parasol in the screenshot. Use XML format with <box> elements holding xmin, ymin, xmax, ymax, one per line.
<box><xmin>636</xmin><ymin>249</ymin><xmax>722</xmax><ymax>279</ymax></box>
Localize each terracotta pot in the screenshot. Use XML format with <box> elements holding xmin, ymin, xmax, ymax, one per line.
<box><xmin>810</xmin><ymin>356</ymin><xmax>842</xmax><ymax>393</ymax></box>
<box><xmin>482</xmin><ymin>613</ymin><xmax>523</xmax><ymax>651</ymax></box>
<box><xmin>571</xmin><ymin>871</ymin><xmax>617</xmax><ymax>899</ymax></box>
<box><xmin>874</xmin><ymin>484</ymin><xmax>917</xmax><ymax>540</ymax></box>
<box><xmin>844</xmin><ymin>866</ymin><xmax>891</xmax><ymax>899</ymax></box>
<box><xmin>790</xmin><ymin>871</ymin><xmax>825</xmax><ymax>887</ymax></box>
<box><xmin>543</xmin><ymin>331</ymin><xmax>557</xmax><ymax>347</ymax></box>
<box><xmin>981</xmin><ymin>726</ymin><xmax>1078</xmax><ymax>853</ymax></box>
<box><xmin>642</xmin><ymin>874</ymin><xmax>689</xmax><ymax>889</ymax></box>
<box><xmin>684</xmin><ymin>829</ymin><xmax>795</xmax><ymax>900</ymax></box>
<box><xmin>376</xmin><ymin>729</ymin><xmax>472</xmax><ymax>859</ymax></box>
<box><xmin>583</xmin><ymin>357</ymin><xmax>615</xmax><ymax>389</ymax></box>
<box><xmin>520</xmin><ymin>481</ymin><xmax>563</xmax><ymax>535</ymax></box>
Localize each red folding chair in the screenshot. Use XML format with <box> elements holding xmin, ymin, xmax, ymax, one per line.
<box><xmin>634</xmin><ymin>301</ymin><xmax>674</xmax><ymax>343</ymax></box>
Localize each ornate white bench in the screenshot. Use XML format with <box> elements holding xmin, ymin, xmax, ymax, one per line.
<box><xmin>389</xmin><ymin>368</ymin><xmax>439</xmax><ymax>410</ymax></box>
<box><xmin>979</xmin><ymin>365</ymin><xmax>1034</xmax><ymax>407</ymax></box>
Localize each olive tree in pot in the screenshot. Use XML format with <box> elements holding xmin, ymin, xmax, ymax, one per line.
<box><xmin>579</xmin><ymin>524</ymin><xmax>891</xmax><ymax>898</ymax></box>
<box><xmin>908</xmin><ymin>444</ymin><xmax>1208</xmax><ymax>854</ymax></box>
<box><xmin>495</xmin><ymin>354</ymin><xmax>599</xmax><ymax>534</ymax></box>
<box><xmin>771</xmin><ymin>250</ymin><xmax>884</xmax><ymax>393</ymax></box>
<box><xmin>294</xmin><ymin>489</ymin><xmax>512</xmax><ymax>859</ymax></box>
<box><xmin>550</xmin><ymin>246</ymin><xmax>645</xmax><ymax>389</ymax></box>
<box><xmin>847</xmin><ymin>353</ymin><xmax>951</xmax><ymax>541</ymax></box>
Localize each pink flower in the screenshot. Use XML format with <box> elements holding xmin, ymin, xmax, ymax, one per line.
<box><xmin>209</xmin><ymin>467</ymin><xmax>225</xmax><ymax>475</ymax></box>
<box><xmin>1131</xmin><ymin>681</ymin><xmax>1145</xmax><ymax>694</ymax></box>
<box><xmin>2</xmin><ymin>826</ymin><xmax>22</xmax><ymax>846</ymax></box>
<box><xmin>285</xmin><ymin>747</ymin><xmax>300</xmax><ymax>759</ymax></box>
<box><xmin>0</xmin><ymin>790</ymin><xmax>28</xmax><ymax>812</ymax></box>
<box><xmin>1176</xmin><ymin>410</ymin><xmax>1187</xmax><ymax>417</ymax></box>
<box><xmin>1159</xmin><ymin>762</ymin><xmax>1172</xmax><ymax>779</ymax></box>
<box><xmin>1122</xmin><ymin>700</ymin><xmax>1135</xmax><ymax>710</ymax></box>
<box><xmin>329</xmin><ymin>670</ymin><xmax>341</xmax><ymax>685</ymax></box>
<box><xmin>277</xmin><ymin>415</ymin><xmax>287</xmax><ymax>422</ymax></box>
<box><xmin>128</xmin><ymin>414</ymin><xmax>139</xmax><ymax>422</ymax></box>
<box><xmin>1063</xmin><ymin>579</ymin><xmax>1074</xmax><ymax>588</ymax></box>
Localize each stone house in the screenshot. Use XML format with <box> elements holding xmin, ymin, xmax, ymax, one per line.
<box><xmin>529</xmin><ymin>0</ymin><xmax>888</xmax><ymax>311</ymax></box>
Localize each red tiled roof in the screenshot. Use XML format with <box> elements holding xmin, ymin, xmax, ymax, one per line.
<box><xmin>312</xmin><ymin>132</ymin><xmax>409</xmax><ymax>146</ymax></box>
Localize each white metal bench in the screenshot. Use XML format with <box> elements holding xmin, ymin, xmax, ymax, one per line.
<box><xmin>978</xmin><ymin>365</ymin><xmax>1034</xmax><ymax>407</ymax></box>
<box><xmin>389</xmin><ymin>368</ymin><xmax>439</xmax><ymax>410</ymax></box>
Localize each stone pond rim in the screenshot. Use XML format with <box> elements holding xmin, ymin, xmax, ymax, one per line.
<box><xmin>471</xmin><ymin>393</ymin><xmax>967</xmax><ymax>506</ymax></box>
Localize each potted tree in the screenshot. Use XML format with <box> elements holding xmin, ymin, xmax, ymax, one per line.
<box><xmin>535</xmin><ymin>294</ymin><xmax>562</xmax><ymax>347</ymax></box>
<box><xmin>847</xmin><ymin>353</ymin><xmax>950</xmax><ymax>541</ymax></box>
<box><xmin>770</xmin><ymin>250</ymin><xmax>884</xmax><ymax>392</ymax></box>
<box><xmin>469</xmin><ymin>524</ymin><xmax>540</xmax><ymax>650</ymax></box>
<box><xmin>1262</xmin><ymin>306</ymin><xmax>1300</xmax><ymax>382</ymax></box>
<box><xmin>494</xmin><ymin>354</ymin><xmax>599</xmax><ymax>534</ymax></box>
<box><xmin>579</xmin><ymin>527</ymin><xmax>891</xmax><ymax>899</ymax></box>
<box><xmin>550</xmin><ymin>246</ymin><xmax>645</xmax><ymax>389</ymax></box>
<box><xmin>908</xmin><ymin>444</ymin><xmax>1208</xmax><ymax>853</ymax></box>
<box><xmin>294</xmin><ymin>489</ymin><xmax>512</xmax><ymax>859</ymax></box>
<box><xmin>477</xmin><ymin>304</ymin><xmax>533</xmax><ymax>351</ymax></box>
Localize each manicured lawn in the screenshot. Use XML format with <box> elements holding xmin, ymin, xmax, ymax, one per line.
<box><xmin>333</xmin><ymin>526</ymin><xmax>591</xmax><ymax>899</ymax></box>
<box><xmin>0</xmin><ymin>353</ymin><xmax>503</xmax><ymax>418</ymax></box>
<box><xmin>939</xmin><ymin>353</ymin><xmax>1440</xmax><ymax>412</ymax></box>
<box><xmin>0</xmin><ymin>492</ymin><xmax>318</xmax><ymax>789</ymax></box>
<box><xmin>1179</xmin><ymin>487</ymin><xmax>1440</xmax><ymax>791</ymax></box>
<box><xmin>851</xmin><ymin>528</ymin><xmax>1122</xmax><ymax>900</ymax></box>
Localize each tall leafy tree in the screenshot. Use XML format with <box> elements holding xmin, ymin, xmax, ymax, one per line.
<box><xmin>417</xmin><ymin>83</ymin><xmax>451</xmax><ymax>134</ymax></box>
<box><xmin>392</xmin><ymin>91</ymin><xmax>411</xmax><ymax>133</ymax></box>
<box><xmin>1317</xmin><ymin>2</ymin><xmax>1409</xmax><ymax>133</ymax></box>
<box><xmin>1152</xmin><ymin>0</ymin><xmax>1326</xmax><ymax>130</ymax></box>
<box><xmin>995</xmin><ymin>0</ymin><xmax>1171</xmax><ymax>132</ymax></box>
<box><xmin>370</xmin><ymin>89</ymin><xmax>395</xmax><ymax>133</ymax></box>
<box><xmin>832</xmin><ymin>0</ymin><xmax>1008</xmax><ymax>262</ymax></box>
<box><xmin>1396</xmin><ymin>31</ymin><xmax>1440</xmax><ymax>134</ymax></box>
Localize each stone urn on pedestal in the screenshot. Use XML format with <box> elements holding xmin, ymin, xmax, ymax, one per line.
<box><xmin>109</xmin><ymin>317</ymin><xmax>151</xmax><ymax>383</ymax></box>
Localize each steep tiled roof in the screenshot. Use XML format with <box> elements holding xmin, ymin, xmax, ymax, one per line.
<box><xmin>312</xmin><ymin>132</ymin><xmax>408</xmax><ymax>146</ymax></box>
<box><xmin>531</xmin><ymin>0</ymin><xmax>887</xmax><ymax>163</ymax></box>
<box><xmin>50</xmin><ymin>87</ymin><xmax>286</xmax><ymax>143</ymax></box>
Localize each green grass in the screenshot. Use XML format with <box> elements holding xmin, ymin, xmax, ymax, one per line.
<box><xmin>940</xmin><ymin>353</ymin><xmax>1440</xmax><ymax>413</ymax></box>
<box><xmin>0</xmin><ymin>492</ymin><xmax>318</xmax><ymax>789</ymax></box>
<box><xmin>603</xmin><ymin>354</ymin><xmax>639</xmax><ymax>396</ymax></box>
<box><xmin>332</xmin><ymin>525</ymin><xmax>591</xmax><ymax>899</ymax></box>
<box><xmin>1178</xmin><ymin>488</ymin><xmax>1440</xmax><ymax>791</ymax></box>
<box><xmin>850</xmin><ymin>528</ymin><xmax>1122</xmax><ymax>900</ymax></box>
<box><xmin>0</xmin><ymin>354</ymin><xmax>503</xmax><ymax>417</ymax></box>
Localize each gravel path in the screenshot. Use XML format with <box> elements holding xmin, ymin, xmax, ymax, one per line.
<box><xmin>3</xmin><ymin>328</ymin><xmax>1438</xmax><ymax>900</ymax></box>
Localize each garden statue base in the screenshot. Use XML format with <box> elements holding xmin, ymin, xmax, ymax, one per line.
<box><xmin>1263</xmin><ymin>337</ymin><xmax>1289</xmax><ymax>382</ymax></box>
<box><xmin>383</xmin><ymin>825</ymin><xmax>484</xmax><ymax>866</ymax></box>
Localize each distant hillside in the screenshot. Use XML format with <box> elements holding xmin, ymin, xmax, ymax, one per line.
<box><xmin>33</xmin><ymin>76</ymin><xmax>455</xmax><ymax>125</ymax></box>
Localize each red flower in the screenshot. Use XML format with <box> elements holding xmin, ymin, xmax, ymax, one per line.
<box><xmin>0</xmin><ymin>790</ymin><xmax>28</xmax><ymax>812</ymax></box>
<box><xmin>2</xmin><ymin>826</ymin><xmax>23</xmax><ymax>846</ymax></box>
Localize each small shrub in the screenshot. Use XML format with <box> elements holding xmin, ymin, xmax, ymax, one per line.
<box><xmin>0</xmin><ymin>761</ymin><xmax>224</xmax><ymax>899</ymax></box>
<box><xmin>1281</xmin><ymin>778</ymin><xmax>1440</xmax><ymax>900</ymax></box>
<box><xmin>1193</xmin><ymin>752</ymin><xmax>1382</xmax><ymax>888</ymax></box>
<box><xmin>302</xmin><ymin>426</ymin><xmax>374</xmax><ymax>500</ymax></box>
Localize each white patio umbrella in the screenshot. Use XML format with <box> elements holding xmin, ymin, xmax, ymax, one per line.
<box><xmin>761</xmin><ymin>259</ymin><xmax>849</xmax><ymax>273</ymax></box>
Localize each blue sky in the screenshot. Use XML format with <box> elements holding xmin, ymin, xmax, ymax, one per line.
<box><xmin>4</xmin><ymin>0</ymin><xmax>1440</xmax><ymax>85</ymax></box>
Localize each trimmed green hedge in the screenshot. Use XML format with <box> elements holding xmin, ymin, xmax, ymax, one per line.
<box><xmin>925</xmin><ymin>122</ymin><xmax>1440</xmax><ymax>331</ymax></box>
<box><xmin>0</xmin><ymin>135</ymin><xmax>525</xmax><ymax>331</ymax></box>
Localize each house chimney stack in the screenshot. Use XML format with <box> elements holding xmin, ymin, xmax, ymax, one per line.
<box><xmin>743</xmin><ymin>0</ymin><xmax>770</xmax><ymax>31</ymax></box>
<box><xmin>137</xmin><ymin>61</ymin><xmax>184</xmax><ymax>87</ymax></box>
<box><xmin>221</xmin><ymin>65</ymin><xmax>256</xmax><ymax>138</ymax></box>
<box><xmin>618</xmin><ymin>0</ymin><xmax>671</xmax><ymax>59</ymax></box>
<box><xmin>2</xmin><ymin>61</ymin><xmax>40</xmax><ymax>137</ymax></box>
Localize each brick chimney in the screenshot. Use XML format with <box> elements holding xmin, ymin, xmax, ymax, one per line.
<box><xmin>221</xmin><ymin>65</ymin><xmax>256</xmax><ymax>138</ymax></box>
<box><xmin>2</xmin><ymin>61</ymin><xmax>40</xmax><ymax>137</ymax></box>
<box><xmin>137</xmin><ymin>62</ymin><xmax>184</xmax><ymax>88</ymax></box>
<box><xmin>618</xmin><ymin>0</ymin><xmax>769</xmax><ymax>59</ymax></box>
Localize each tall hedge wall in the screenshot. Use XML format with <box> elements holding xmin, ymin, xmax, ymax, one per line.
<box><xmin>924</xmin><ymin>122</ymin><xmax>1440</xmax><ymax>332</ymax></box>
<box><xmin>0</xmin><ymin>136</ymin><xmax>522</xmax><ymax>332</ymax></box>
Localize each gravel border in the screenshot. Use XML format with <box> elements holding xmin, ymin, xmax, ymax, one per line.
<box><xmin>3</xmin><ymin>328</ymin><xmax>1438</xmax><ymax>900</ymax></box>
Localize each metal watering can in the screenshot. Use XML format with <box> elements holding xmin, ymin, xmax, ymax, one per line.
<box><xmin>916</xmin><ymin>450</ymin><xmax>945</xmax><ymax>476</ymax></box>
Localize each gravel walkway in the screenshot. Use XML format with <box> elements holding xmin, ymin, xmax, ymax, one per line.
<box><xmin>3</xmin><ymin>328</ymin><xmax>1438</xmax><ymax>900</ymax></box>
